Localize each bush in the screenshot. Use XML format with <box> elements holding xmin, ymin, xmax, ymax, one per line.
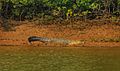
<box><xmin>0</xmin><ymin>0</ymin><xmax>120</xmax><ymax>20</ymax></box>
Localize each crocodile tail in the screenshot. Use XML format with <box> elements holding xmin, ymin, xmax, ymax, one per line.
<box><xmin>68</xmin><ymin>40</ymin><xmax>84</xmax><ymax>45</ymax></box>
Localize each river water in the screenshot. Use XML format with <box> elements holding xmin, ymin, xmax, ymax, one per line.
<box><xmin>0</xmin><ymin>46</ymin><xmax>120</xmax><ymax>71</ymax></box>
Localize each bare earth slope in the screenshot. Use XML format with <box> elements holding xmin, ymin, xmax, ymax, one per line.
<box><xmin>0</xmin><ymin>21</ymin><xmax>120</xmax><ymax>47</ymax></box>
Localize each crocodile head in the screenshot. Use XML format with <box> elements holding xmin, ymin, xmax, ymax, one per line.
<box><xmin>28</xmin><ymin>36</ymin><xmax>38</xmax><ymax>44</ymax></box>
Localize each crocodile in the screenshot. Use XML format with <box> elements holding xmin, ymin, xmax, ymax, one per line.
<box><xmin>28</xmin><ymin>36</ymin><xmax>84</xmax><ymax>45</ymax></box>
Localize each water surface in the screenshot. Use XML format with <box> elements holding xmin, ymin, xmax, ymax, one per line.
<box><xmin>0</xmin><ymin>46</ymin><xmax>120</xmax><ymax>71</ymax></box>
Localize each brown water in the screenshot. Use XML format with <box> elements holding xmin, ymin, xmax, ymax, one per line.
<box><xmin>0</xmin><ymin>46</ymin><xmax>120</xmax><ymax>71</ymax></box>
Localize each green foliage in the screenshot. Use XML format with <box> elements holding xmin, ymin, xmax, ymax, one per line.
<box><xmin>0</xmin><ymin>0</ymin><xmax>119</xmax><ymax>20</ymax></box>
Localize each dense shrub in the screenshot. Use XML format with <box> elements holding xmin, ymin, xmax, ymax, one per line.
<box><xmin>0</xmin><ymin>0</ymin><xmax>120</xmax><ymax>20</ymax></box>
